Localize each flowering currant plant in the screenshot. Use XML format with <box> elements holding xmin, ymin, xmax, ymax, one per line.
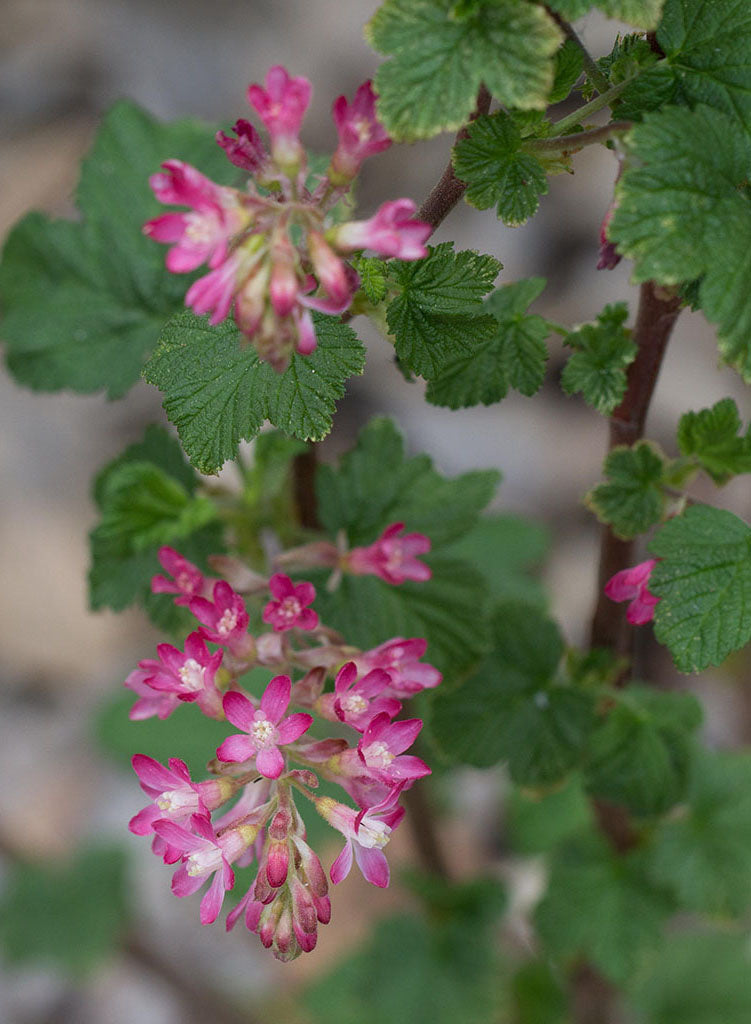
<box><xmin>7</xmin><ymin>0</ymin><xmax>751</xmax><ymax>1017</ymax></box>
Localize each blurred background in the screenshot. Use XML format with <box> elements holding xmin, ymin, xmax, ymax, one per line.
<box><xmin>2</xmin><ymin>1</ymin><xmax>751</xmax><ymax>1021</ymax></box>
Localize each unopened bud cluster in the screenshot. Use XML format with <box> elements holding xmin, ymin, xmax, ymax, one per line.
<box><xmin>127</xmin><ymin>525</ymin><xmax>439</xmax><ymax>961</ymax></box>
<box><xmin>144</xmin><ymin>67</ymin><xmax>431</xmax><ymax>371</ymax></box>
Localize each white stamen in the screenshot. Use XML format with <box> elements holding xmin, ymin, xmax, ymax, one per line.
<box><xmin>363</xmin><ymin>741</ymin><xmax>394</xmax><ymax>769</ymax></box>
<box><xmin>178</xmin><ymin>658</ymin><xmax>204</xmax><ymax>692</ymax></box>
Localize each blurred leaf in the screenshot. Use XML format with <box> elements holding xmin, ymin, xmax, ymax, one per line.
<box><xmin>513</xmin><ymin>961</ymin><xmax>569</xmax><ymax>1024</ymax></box>
<box><xmin>507</xmin><ymin>774</ymin><xmax>592</xmax><ymax>854</ymax></box>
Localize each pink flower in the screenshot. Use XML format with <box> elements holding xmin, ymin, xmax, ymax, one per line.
<box><xmin>330</xmin><ymin>199</ymin><xmax>431</xmax><ymax>259</ymax></box>
<box><xmin>185</xmin><ymin>252</ymin><xmax>244</xmax><ymax>326</ymax></box>
<box><xmin>151</xmin><ymin>547</ymin><xmax>206</xmax><ymax>606</ymax></box>
<box><xmin>190</xmin><ymin>581</ymin><xmax>252</xmax><ymax>655</ymax></box>
<box><xmin>141</xmin><ymin>632</ymin><xmax>223</xmax><ymax>718</ymax></box>
<box><xmin>153</xmin><ymin>814</ymin><xmax>255</xmax><ymax>924</ymax></box>
<box><xmin>604</xmin><ymin>558</ymin><xmax>660</xmax><ymax>625</ymax></box>
<box><xmin>329</xmin><ymin>80</ymin><xmax>391</xmax><ymax>184</ymax></box>
<box><xmin>123</xmin><ymin>665</ymin><xmax>179</xmax><ymax>721</ymax></box>
<box><xmin>216</xmin><ymin>119</ymin><xmax>269</xmax><ymax>175</ymax></box>
<box><xmin>357</xmin><ymin>712</ymin><xmax>431</xmax><ymax>787</ymax></box>
<box><xmin>331</xmin><ymin>661</ymin><xmax>401</xmax><ymax>732</ymax></box>
<box><xmin>355</xmin><ymin>637</ymin><xmax>442</xmax><ymax>698</ymax></box>
<box><xmin>262</xmin><ymin>573</ymin><xmax>319</xmax><ymax>632</ymax></box>
<box><xmin>216</xmin><ymin>676</ymin><xmax>313</xmax><ymax>778</ymax></box>
<box><xmin>316</xmin><ymin>787</ymin><xmax>405</xmax><ymax>888</ymax></box>
<box><xmin>306</xmin><ymin>231</ymin><xmax>353</xmax><ymax>310</ymax></box>
<box><xmin>143</xmin><ymin>160</ymin><xmax>250</xmax><ymax>272</ymax></box>
<box><xmin>347</xmin><ymin>522</ymin><xmax>432</xmax><ymax>585</ymax></box>
<box><xmin>247</xmin><ymin>66</ymin><xmax>312</xmax><ymax>169</ymax></box>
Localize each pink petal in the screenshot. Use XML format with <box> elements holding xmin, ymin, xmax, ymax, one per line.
<box><xmin>261</xmin><ymin>674</ymin><xmax>291</xmax><ymax>723</ymax></box>
<box><xmin>255</xmin><ymin>746</ymin><xmax>285</xmax><ymax>779</ymax></box>
<box><xmin>390</xmin><ymin>754</ymin><xmax>431</xmax><ymax>781</ymax></box>
<box><xmin>152</xmin><ymin>819</ymin><xmax>206</xmax><ymax>852</ymax></box>
<box><xmin>335</xmin><ymin>662</ymin><xmax>358</xmax><ymax>696</ymax></box>
<box><xmin>131</xmin><ymin>753</ymin><xmax>176</xmax><ymax>792</ymax></box>
<box><xmin>295</xmin><ymin>608</ymin><xmax>319</xmax><ymax>631</ymax></box>
<box><xmin>276</xmin><ymin>712</ymin><xmax>313</xmax><ymax>744</ymax></box>
<box><xmin>294</xmin><ymin>581</ymin><xmax>316</xmax><ymax>606</ymax></box>
<box><xmin>199</xmin><ymin>866</ymin><xmax>231</xmax><ymax>924</ymax></box>
<box><xmin>269</xmin><ymin>573</ymin><xmax>295</xmax><ymax>600</ymax></box>
<box><xmin>172</xmin><ymin>863</ymin><xmax>206</xmax><ymax>898</ymax></box>
<box><xmin>329</xmin><ymin>841</ymin><xmax>353</xmax><ymax>885</ymax></box>
<box><xmin>383</xmin><ymin>718</ymin><xmax>423</xmax><ymax>754</ymax></box>
<box><xmin>354</xmin><ymin>844</ymin><xmax>390</xmax><ymax>887</ymax></box>
<box><xmin>128</xmin><ymin>805</ymin><xmax>161</xmax><ymax>836</ymax></box>
<box><xmin>143</xmin><ymin>212</ymin><xmax>188</xmax><ymax>242</ymax></box>
<box><xmin>222</xmin><ymin>690</ymin><xmax>256</xmax><ymax>731</ymax></box>
<box><xmin>216</xmin><ymin>734</ymin><xmax>256</xmax><ymax>763</ymax></box>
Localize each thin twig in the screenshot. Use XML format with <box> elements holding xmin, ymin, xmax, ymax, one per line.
<box><xmin>545</xmin><ymin>7</ymin><xmax>611</xmax><ymax>94</ymax></box>
<box><xmin>525</xmin><ymin>121</ymin><xmax>631</xmax><ymax>152</ymax></box>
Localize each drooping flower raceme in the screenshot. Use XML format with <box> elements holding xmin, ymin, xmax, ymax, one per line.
<box><xmin>144</xmin><ymin>66</ymin><xmax>430</xmax><ymax>372</ymax></box>
<box><xmin>604</xmin><ymin>558</ymin><xmax>660</xmax><ymax>624</ymax></box>
<box><xmin>125</xmin><ymin>543</ymin><xmax>440</xmax><ymax>961</ymax></box>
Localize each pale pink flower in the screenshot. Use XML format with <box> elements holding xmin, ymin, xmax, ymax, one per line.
<box><xmin>143</xmin><ymin>160</ymin><xmax>250</xmax><ymax>272</ymax></box>
<box><xmin>262</xmin><ymin>573</ymin><xmax>318</xmax><ymax>632</ymax></box>
<box><xmin>329</xmin><ymin>80</ymin><xmax>391</xmax><ymax>184</ymax></box>
<box><xmin>142</xmin><ymin>632</ymin><xmax>223</xmax><ymax>718</ymax></box>
<box><xmin>268</xmin><ymin>232</ymin><xmax>302</xmax><ymax>317</ymax></box>
<box><xmin>348</xmin><ymin>522</ymin><xmax>432</xmax><ymax>585</ymax></box>
<box><xmin>151</xmin><ymin>547</ymin><xmax>206</xmax><ymax>606</ymax></box>
<box><xmin>330</xmin><ymin>661</ymin><xmax>401</xmax><ymax>732</ymax></box>
<box><xmin>604</xmin><ymin>558</ymin><xmax>659</xmax><ymax>625</ymax></box>
<box><xmin>185</xmin><ymin>252</ymin><xmax>244</xmax><ymax>326</ymax></box>
<box><xmin>216</xmin><ymin>118</ymin><xmax>269</xmax><ymax>175</ymax></box>
<box><xmin>190</xmin><ymin>581</ymin><xmax>252</xmax><ymax>655</ymax></box>
<box><xmin>330</xmin><ymin>199</ymin><xmax>431</xmax><ymax>259</ymax></box>
<box><xmin>316</xmin><ymin>787</ymin><xmax>405</xmax><ymax>888</ymax></box>
<box><xmin>216</xmin><ymin>676</ymin><xmax>313</xmax><ymax>778</ymax></box>
<box><xmin>153</xmin><ymin>814</ymin><xmax>254</xmax><ymax>924</ymax></box>
<box><xmin>123</xmin><ymin>665</ymin><xmax>180</xmax><ymax>721</ymax></box>
<box><xmin>355</xmin><ymin>637</ymin><xmax>442</xmax><ymax>698</ymax></box>
<box><xmin>247</xmin><ymin>66</ymin><xmax>312</xmax><ymax>169</ymax></box>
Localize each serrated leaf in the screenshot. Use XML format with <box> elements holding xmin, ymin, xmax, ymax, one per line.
<box><xmin>426</xmin><ymin>277</ymin><xmax>549</xmax><ymax>408</ymax></box>
<box><xmin>385</xmin><ymin>243</ymin><xmax>502</xmax><ymax>380</ymax></box>
<box><xmin>677</xmin><ymin>397</ymin><xmax>751</xmax><ymax>483</ymax></box>
<box><xmin>547</xmin><ymin>0</ymin><xmax>664</xmax><ymax>27</ymax></box>
<box><xmin>0</xmin><ymin>101</ymin><xmax>234</xmax><ymax>397</ymax></box>
<box><xmin>366</xmin><ymin>0</ymin><xmax>563</xmax><ymax>141</ymax></box>
<box><xmin>587</xmin><ymin>441</ymin><xmax>666</xmax><ymax>539</ymax></box>
<box><xmin>316</xmin><ymin>417</ymin><xmax>499</xmax><ymax>548</ymax></box>
<box><xmin>0</xmin><ymin>847</ymin><xmax>128</xmax><ymax>975</ymax></box>
<box><xmin>535</xmin><ymin>833</ymin><xmax>674</xmax><ymax>984</ymax></box>
<box><xmin>452</xmin><ymin>112</ymin><xmax>548</xmax><ymax>226</ymax></box>
<box><xmin>583</xmin><ymin>687</ymin><xmax>702</xmax><ymax>816</ymax></box>
<box><xmin>645</xmin><ymin>750</ymin><xmax>751</xmax><ymax>916</ymax></box>
<box><xmin>429</xmin><ymin>602</ymin><xmax>596</xmax><ymax>784</ymax></box>
<box><xmin>561</xmin><ymin>302</ymin><xmax>636</xmax><ymax>415</ymax></box>
<box><xmin>352</xmin><ymin>256</ymin><xmax>388</xmax><ymax>304</ymax></box>
<box><xmin>649</xmin><ymin>505</ymin><xmax>751</xmax><ymax>672</ymax></box>
<box><xmin>701</xmin><ymin>200</ymin><xmax>751</xmax><ymax>381</ymax></box>
<box><xmin>143</xmin><ymin>312</ymin><xmax>365</xmax><ymax>474</ymax></box>
<box><xmin>313</xmin><ymin>557</ymin><xmax>490</xmax><ymax>678</ymax></box>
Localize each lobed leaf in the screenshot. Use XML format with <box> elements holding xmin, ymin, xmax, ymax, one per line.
<box><xmin>561</xmin><ymin>303</ymin><xmax>636</xmax><ymax>415</ymax></box>
<box><xmin>677</xmin><ymin>397</ymin><xmax>751</xmax><ymax>484</ymax></box>
<box><xmin>586</xmin><ymin>441</ymin><xmax>666</xmax><ymax>539</ymax></box>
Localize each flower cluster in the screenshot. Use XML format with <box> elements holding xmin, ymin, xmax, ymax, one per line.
<box><xmin>144</xmin><ymin>67</ymin><xmax>431</xmax><ymax>371</ymax></box>
<box><xmin>126</xmin><ymin>539</ymin><xmax>440</xmax><ymax>961</ymax></box>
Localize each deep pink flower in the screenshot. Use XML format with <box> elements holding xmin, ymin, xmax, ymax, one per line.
<box><xmin>357</xmin><ymin>712</ymin><xmax>431</xmax><ymax>787</ymax></box>
<box><xmin>216</xmin><ymin>118</ymin><xmax>269</xmax><ymax>175</ymax></box>
<box><xmin>216</xmin><ymin>676</ymin><xmax>313</xmax><ymax>778</ymax></box>
<box><xmin>124</xmin><ymin>665</ymin><xmax>179</xmax><ymax>721</ymax></box>
<box><xmin>330</xmin><ymin>199</ymin><xmax>431</xmax><ymax>259</ymax></box>
<box><xmin>604</xmin><ymin>559</ymin><xmax>660</xmax><ymax>625</ymax></box>
<box><xmin>348</xmin><ymin>522</ymin><xmax>432</xmax><ymax>585</ymax></box>
<box><xmin>316</xmin><ymin>787</ymin><xmax>405</xmax><ymax>888</ymax></box>
<box><xmin>329</xmin><ymin>80</ymin><xmax>391</xmax><ymax>184</ymax></box>
<box><xmin>151</xmin><ymin>547</ymin><xmax>206</xmax><ymax>606</ymax></box>
<box><xmin>330</xmin><ymin>661</ymin><xmax>401</xmax><ymax>732</ymax></box>
<box><xmin>247</xmin><ymin>66</ymin><xmax>312</xmax><ymax>169</ymax></box>
<box><xmin>190</xmin><ymin>581</ymin><xmax>252</xmax><ymax>655</ymax></box>
<box><xmin>153</xmin><ymin>814</ymin><xmax>255</xmax><ymax>924</ymax></box>
<box><xmin>143</xmin><ymin>160</ymin><xmax>250</xmax><ymax>272</ymax></box>
<box><xmin>142</xmin><ymin>632</ymin><xmax>223</xmax><ymax>718</ymax></box>
<box><xmin>262</xmin><ymin>573</ymin><xmax>318</xmax><ymax>632</ymax></box>
<box><xmin>355</xmin><ymin>637</ymin><xmax>442</xmax><ymax>698</ymax></box>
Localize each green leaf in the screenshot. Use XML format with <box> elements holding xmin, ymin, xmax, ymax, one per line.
<box><xmin>549</xmin><ymin>38</ymin><xmax>584</xmax><ymax>105</ymax></box>
<box><xmin>628</xmin><ymin>931</ymin><xmax>751</xmax><ymax>1024</ymax></box>
<box><xmin>315</xmin><ymin>417</ymin><xmax>499</xmax><ymax>548</ymax></box>
<box><xmin>677</xmin><ymin>398</ymin><xmax>751</xmax><ymax>484</ymax></box>
<box><xmin>0</xmin><ymin>847</ymin><xmax>128</xmax><ymax>975</ymax></box>
<box><xmin>586</xmin><ymin>441</ymin><xmax>666</xmax><ymax>539</ymax></box>
<box><xmin>385</xmin><ymin>243</ymin><xmax>501</xmax><ymax>381</ymax></box>
<box><xmin>143</xmin><ymin>311</ymin><xmax>365</xmax><ymax>474</ymax></box>
<box><xmin>701</xmin><ymin>200</ymin><xmax>751</xmax><ymax>381</ymax></box>
<box><xmin>0</xmin><ymin>101</ymin><xmax>234</xmax><ymax>397</ymax></box>
<box><xmin>352</xmin><ymin>256</ymin><xmax>388</xmax><ymax>304</ymax></box>
<box><xmin>443</xmin><ymin>513</ymin><xmax>550</xmax><ymax>607</ymax></box>
<box><xmin>512</xmin><ymin>961</ymin><xmax>569</xmax><ymax>1024</ymax></box>
<box><xmin>313</xmin><ymin>557</ymin><xmax>490</xmax><ymax>678</ymax></box>
<box><xmin>88</xmin><ymin>425</ymin><xmax>223</xmax><ymax>631</ymax></box>
<box><xmin>429</xmin><ymin>602</ymin><xmax>596</xmax><ymax>784</ymax></box>
<box><xmin>507</xmin><ymin>774</ymin><xmax>593</xmax><ymax>854</ymax></box>
<box><xmin>649</xmin><ymin>505</ymin><xmax>751</xmax><ymax>672</ymax></box>
<box><xmin>645</xmin><ymin>749</ymin><xmax>751</xmax><ymax>915</ymax></box>
<box><xmin>561</xmin><ymin>302</ymin><xmax>636</xmax><ymax>415</ymax></box>
<box><xmin>547</xmin><ymin>0</ymin><xmax>664</xmax><ymax>27</ymax></box>
<box><xmin>452</xmin><ymin>112</ymin><xmax>548</xmax><ymax>226</ymax></box>
<box><xmin>583</xmin><ymin>687</ymin><xmax>702</xmax><ymax>816</ymax></box>
<box><xmin>425</xmin><ymin>277</ymin><xmax>549</xmax><ymax>408</ymax></box>
<box><xmin>535</xmin><ymin>833</ymin><xmax>674</xmax><ymax>984</ymax></box>
<box><xmin>366</xmin><ymin>0</ymin><xmax>563</xmax><ymax>141</ymax></box>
